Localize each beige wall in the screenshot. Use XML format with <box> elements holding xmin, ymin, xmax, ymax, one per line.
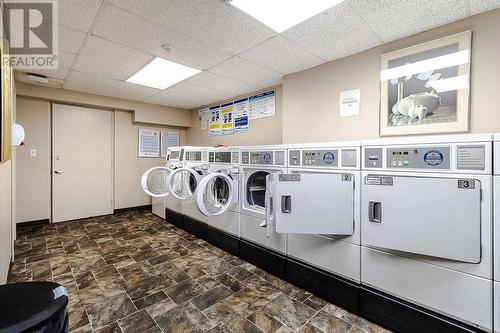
<box><xmin>15</xmin><ymin>91</ymin><xmax>187</xmax><ymax>222</ymax></box>
<box><xmin>186</xmin><ymin>86</ymin><xmax>283</xmax><ymax>146</ymax></box>
<box><xmin>283</xmin><ymin>9</ymin><xmax>500</xmax><ymax>143</ymax></box>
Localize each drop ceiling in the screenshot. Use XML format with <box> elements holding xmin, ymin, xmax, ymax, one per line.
<box><xmin>13</xmin><ymin>0</ymin><xmax>500</xmax><ymax>109</ymax></box>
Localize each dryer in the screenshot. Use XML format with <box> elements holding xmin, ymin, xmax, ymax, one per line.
<box><xmin>361</xmin><ymin>134</ymin><xmax>493</xmax><ymax>332</ymax></box>
<box><xmin>265</xmin><ymin>141</ymin><xmax>362</xmax><ymax>283</ymax></box>
<box><xmin>141</xmin><ymin>146</ymin><xmax>184</xmax><ymax>225</ymax></box>
<box><xmin>494</xmin><ymin>133</ymin><xmax>500</xmax><ymax>333</ymax></box>
<box><xmin>195</xmin><ymin>147</ymin><xmax>241</xmax><ymax>254</ymax></box>
<box><xmin>239</xmin><ymin>146</ymin><xmax>288</xmax><ymax>277</ymax></box>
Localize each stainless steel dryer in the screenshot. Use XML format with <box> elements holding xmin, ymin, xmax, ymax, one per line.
<box><xmin>361</xmin><ymin>134</ymin><xmax>493</xmax><ymax>332</ymax></box>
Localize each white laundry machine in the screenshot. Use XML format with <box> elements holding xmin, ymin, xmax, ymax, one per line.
<box><xmin>141</xmin><ymin>146</ymin><xmax>184</xmax><ymax>227</ymax></box>
<box><xmin>494</xmin><ymin>133</ymin><xmax>500</xmax><ymax>333</ymax></box>
<box><xmin>239</xmin><ymin>145</ymin><xmax>288</xmax><ymax>278</ymax></box>
<box><xmin>360</xmin><ymin>134</ymin><xmax>493</xmax><ymax>333</ymax></box>
<box><xmin>176</xmin><ymin>146</ymin><xmax>209</xmax><ymax>238</ymax></box>
<box><xmin>264</xmin><ymin>141</ymin><xmax>362</xmax><ymax>312</ymax></box>
<box><xmin>195</xmin><ymin>147</ymin><xmax>241</xmax><ymax>255</ymax></box>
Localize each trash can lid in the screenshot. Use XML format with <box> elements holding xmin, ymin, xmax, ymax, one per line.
<box><xmin>0</xmin><ymin>282</ymin><xmax>69</xmax><ymax>332</ymax></box>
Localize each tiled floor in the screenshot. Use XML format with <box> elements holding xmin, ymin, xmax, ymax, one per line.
<box><xmin>8</xmin><ymin>210</ymin><xmax>391</xmax><ymax>333</ymax></box>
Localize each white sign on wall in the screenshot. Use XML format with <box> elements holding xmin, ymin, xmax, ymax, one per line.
<box><xmin>138</xmin><ymin>129</ymin><xmax>160</xmax><ymax>157</ymax></box>
<box><xmin>160</xmin><ymin>131</ymin><xmax>179</xmax><ymax>157</ymax></box>
<box><xmin>199</xmin><ymin>108</ymin><xmax>209</xmax><ymax>130</ymax></box>
<box><xmin>339</xmin><ymin>89</ymin><xmax>360</xmax><ymax>117</ymax></box>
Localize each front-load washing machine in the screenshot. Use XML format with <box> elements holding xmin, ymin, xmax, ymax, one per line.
<box><xmin>361</xmin><ymin>134</ymin><xmax>493</xmax><ymax>332</ymax></box>
<box><xmin>141</xmin><ymin>146</ymin><xmax>184</xmax><ymax>226</ymax></box>
<box><xmin>494</xmin><ymin>133</ymin><xmax>500</xmax><ymax>333</ymax></box>
<box><xmin>239</xmin><ymin>145</ymin><xmax>287</xmax><ymax>278</ymax></box>
<box><xmin>195</xmin><ymin>147</ymin><xmax>241</xmax><ymax>254</ymax></box>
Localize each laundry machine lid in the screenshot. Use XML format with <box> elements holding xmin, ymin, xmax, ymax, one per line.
<box><xmin>141</xmin><ymin>166</ymin><xmax>172</xmax><ymax>197</ymax></box>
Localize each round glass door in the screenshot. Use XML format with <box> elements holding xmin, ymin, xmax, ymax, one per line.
<box><xmin>197</xmin><ymin>173</ymin><xmax>234</xmax><ymax>216</ymax></box>
<box><xmin>141</xmin><ymin>166</ymin><xmax>171</xmax><ymax>197</ymax></box>
<box><xmin>167</xmin><ymin>167</ymin><xmax>202</xmax><ymax>200</ymax></box>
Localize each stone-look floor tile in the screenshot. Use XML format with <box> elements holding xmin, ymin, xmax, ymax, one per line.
<box><xmin>304</xmin><ymin>295</ymin><xmax>327</xmax><ymax>311</ymax></box>
<box><xmin>297</xmin><ymin>323</ymin><xmax>323</xmax><ymax>333</ymax></box>
<box><xmin>155</xmin><ymin>261</ymin><xmax>191</xmax><ymax>282</ymax></box>
<box><xmin>191</xmin><ymin>286</ymin><xmax>234</xmax><ymax>310</ymax></box>
<box><xmin>117</xmin><ymin>310</ymin><xmax>156</xmax><ymax>333</ymax></box>
<box><xmin>308</xmin><ymin>311</ymin><xmax>352</xmax><ymax>333</ymax></box>
<box><xmin>341</xmin><ymin>312</ymin><xmax>392</xmax><ymax>333</ymax></box>
<box><xmin>75</xmin><ymin>271</ymin><xmax>98</xmax><ymax>290</ymax></box>
<box><xmin>206</xmin><ymin>322</ymin><xmax>232</xmax><ymax>333</ymax></box>
<box><xmin>118</xmin><ymin>262</ymin><xmax>156</xmax><ymax>285</ymax></box>
<box><xmin>153</xmin><ymin>301</ymin><xmax>214</xmax><ymax>333</ymax></box>
<box><xmin>248</xmin><ymin>309</ymin><xmax>283</xmax><ymax>333</ymax></box>
<box><xmin>96</xmin><ymin>273</ymin><xmax>127</xmax><ymax>297</ymax></box>
<box><xmin>52</xmin><ymin>264</ymin><xmax>71</xmax><ymax>277</ymax></box>
<box><xmin>227</xmin><ymin>266</ymin><xmax>254</xmax><ymax>281</ymax></box>
<box><xmin>261</xmin><ymin>294</ymin><xmax>316</xmax><ymax>330</ymax></box>
<box><xmin>223</xmin><ymin>288</ymin><xmax>270</xmax><ymax>317</ymax></box>
<box><xmin>214</xmin><ymin>273</ymin><xmax>244</xmax><ymax>293</ymax></box>
<box><xmin>134</xmin><ymin>291</ymin><xmax>168</xmax><ymax>310</ymax></box>
<box><xmin>184</xmin><ymin>266</ymin><xmax>206</xmax><ymax>279</ymax></box>
<box><xmin>94</xmin><ymin>322</ymin><xmax>123</xmax><ymax>333</ymax></box>
<box><xmin>196</xmin><ymin>275</ymin><xmax>222</xmax><ymax>290</ymax></box>
<box><xmin>225</xmin><ymin>312</ymin><xmax>263</xmax><ymax>333</ymax></box>
<box><xmin>124</xmin><ymin>274</ymin><xmax>175</xmax><ymax>300</ymax></box>
<box><xmin>71</xmin><ymin>324</ymin><xmax>94</xmax><ymax>333</ymax></box>
<box><xmin>68</xmin><ymin>308</ymin><xmax>89</xmax><ymax>331</ymax></box>
<box><xmin>143</xmin><ymin>326</ymin><xmax>162</xmax><ymax>333</ymax></box>
<box><xmin>203</xmin><ymin>302</ymin><xmax>237</xmax><ymax>324</ymax></box>
<box><xmin>164</xmin><ymin>279</ymin><xmax>205</xmax><ymax>304</ymax></box>
<box><xmin>145</xmin><ymin>297</ymin><xmax>177</xmax><ymax>318</ymax></box>
<box><xmin>92</xmin><ymin>265</ymin><xmax>118</xmax><ymax>278</ymax></box>
<box><xmin>322</xmin><ymin>304</ymin><xmax>349</xmax><ymax>319</ymax></box>
<box><xmin>86</xmin><ymin>292</ymin><xmax>136</xmax><ymax>329</ymax></box>
<box><xmin>243</xmin><ymin>276</ymin><xmax>282</xmax><ymax>300</ymax></box>
<box><xmin>278</xmin><ymin>282</ymin><xmax>312</xmax><ymax>302</ymax></box>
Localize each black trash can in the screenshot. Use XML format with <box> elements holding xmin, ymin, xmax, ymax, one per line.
<box><xmin>0</xmin><ymin>282</ymin><xmax>69</xmax><ymax>333</ymax></box>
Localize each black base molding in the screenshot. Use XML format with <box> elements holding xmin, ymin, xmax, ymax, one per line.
<box><xmin>239</xmin><ymin>239</ymin><xmax>286</xmax><ymax>280</ymax></box>
<box><xmin>206</xmin><ymin>226</ymin><xmax>239</xmax><ymax>256</ymax></box>
<box><xmin>287</xmin><ymin>259</ymin><xmax>360</xmax><ymax>314</ymax></box>
<box><xmin>17</xmin><ymin>219</ymin><xmax>50</xmax><ymax>229</ymax></box>
<box><xmin>360</xmin><ymin>287</ymin><xmax>486</xmax><ymax>333</ymax></box>
<box><xmin>114</xmin><ymin>205</ymin><xmax>152</xmax><ymax>214</ymax></box>
<box><xmin>166</xmin><ymin>209</ymin><xmax>184</xmax><ymax>228</ymax></box>
<box><xmin>183</xmin><ymin>216</ymin><xmax>208</xmax><ymax>240</ymax></box>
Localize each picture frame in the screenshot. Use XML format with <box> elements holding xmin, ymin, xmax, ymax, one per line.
<box><xmin>379</xmin><ymin>31</ymin><xmax>472</xmax><ymax>136</ymax></box>
<box><xmin>1</xmin><ymin>38</ymin><xmax>13</xmax><ymax>162</ymax></box>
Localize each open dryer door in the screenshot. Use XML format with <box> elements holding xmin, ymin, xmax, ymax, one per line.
<box><xmin>167</xmin><ymin>167</ymin><xmax>202</xmax><ymax>200</ymax></box>
<box><xmin>141</xmin><ymin>166</ymin><xmax>172</xmax><ymax>197</ymax></box>
<box><xmin>362</xmin><ymin>175</ymin><xmax>482</xmax><ymax>263</ymax></box>
<box><xmin>196</xmin><ymin>172</ymin><xmax>238</xmax><ymax>216</ymax></box>
<box><xmin>267</xmin><ymin>173</ymin><xmax>355</xmax><ymax>235</ymax></box>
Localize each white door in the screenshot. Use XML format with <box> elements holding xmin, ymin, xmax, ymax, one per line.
<box><xmin>52</xmin><ymin>104</ymin><xmax>113</xmax><ymax>222</ymax></box>
<box><xmin>362</xmin><ymin>175</ymin><xmax>481</xmax><ymax>263</ymax></box>
<box><xmin>270</xmin><ymin>173</ymin><xmax>355</xmax><ymax>235</ymax></box>
<box><xmin>196</xmin><ymin>172</ymin><xmax>238</xmax><ymax>216</ymax></box>
<box><xmin>167</xmin><ymin>167</ymin><xmax>201</xmax><ymax>200</ymax></box>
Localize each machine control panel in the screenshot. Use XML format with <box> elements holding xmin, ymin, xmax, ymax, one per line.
<box><xmin>231</xmin><ymin>152</ymin><xmax>239</xmax><ymax>164</ymax></box>
<box><xmin>168</xmin><ymin>149</ymin><xmax>183</xmax><ymax>161</ymax></box>
<box><xmin>185</xmin><ymin>151</ymin><xmax>202</xmax><ymax>162</ymax></box>
<box><xmin>240</xmin><ymin>150</ymin><xmax>285</xmax><ymax>165</ymax></box>
<box><xmin>251</xmin><ymin>151</ymin><xmax>273</xmax><ymax>165</ymax></box>
<box><xmin>241</xmin><ymin>152</ymin><xmax>249</xmax><ymax>164</ymax></box>
<box><xmin>303</xmin><ymin>149</ymin><xmax>338</xmax><ymax>166</ymax></box>
<box><xmin>388</xmin><ymin>147</ymin><xmax>450</xmax><ymax>169</ymax></box>
<box><xmin>209</xmin><ymin>151</ymin><xmax>232</xmax><ymax>163</ymax></box>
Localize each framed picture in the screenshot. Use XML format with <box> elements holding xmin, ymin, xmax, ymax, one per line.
<box><xmin>380</xmin><ymin>31</ymin><xmax>471</xmax><ymax>136</ymax></box>
<box><xmin>1</xmin><ymin>38</ymin><xmax>13</xmax><ymax>162</ymax></box>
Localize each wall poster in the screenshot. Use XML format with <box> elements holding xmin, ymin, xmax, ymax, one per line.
<box><xmin>248</xmin><ymin>90</ymin><xmax>275</xmax><ymax>119</ymax></box>
<box><xmin>233</xmin><ymin>97</ymin><xmax>249</xmax><ymax>133</ymax></box>
<box><xmin>138</xmin><ymin>129</ymin><xmax>160</xmax><ymax>157</ymax></box>
<box><xmin>198</xmin><ymin>108</ymin><xmax>209</xmax><ymax>130</ymax></box>
<box><xmin>209</xmin><ymin>106</ymin><xmax>221</xmax><ymax>136</ymax></box>
<box><xmin>220</xmin><ymin>102</ymin><xmax>234</xmax><ymax>135</ymax></box>
<box><xmin>160</xmin><ymin>131</ymin><xmax>179</xmax><ymax>157</ymax></box>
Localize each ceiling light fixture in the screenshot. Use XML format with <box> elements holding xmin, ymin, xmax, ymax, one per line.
<box><xmin>126</xmin><ymin>57</ymin><xmax>200</xmax><ymax>90</ymax></box>
<box><xmin>27</xmin><ymin>73</ymin><xmax>49</xmax><ymax>84</ymax></box>
<box><xmin>227</xmin><ymin>0</ymin><xmax>345</xmax><ymax>33</ymax></box>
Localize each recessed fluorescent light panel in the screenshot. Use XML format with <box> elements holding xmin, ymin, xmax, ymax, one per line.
<box><xmin>228</xmin><ymin>0</ymin><xmax>346</xmax><ymax>33</ymax></box>
<box><xmin>126</xmin><ymin>57</ymin><xmax>200</xmax><ymax>90</ymax></box>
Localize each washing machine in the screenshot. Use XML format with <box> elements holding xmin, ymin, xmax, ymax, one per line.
<box><xmin>494</xmin><ymin>133</ymin><xmax>500</xmax><ymax>333</ymax></box>
<box><xmin>195</xmin><ymin>147</ymin><xmax>241</xmax><ymax>255</ymax></box>
<box><xmin>239</xmin><ymin>145</ymin><xmax>288</xmax><ymax>277</ymax></box>
<box><xmin>141</xmin><ymin>146</ymin><xmax>184</xmax><ymax>226</ymax></box>
<box><xmin>361</xmin><ymin>134</ymin><xmax>493</xmax><ymax>332</ymax></box>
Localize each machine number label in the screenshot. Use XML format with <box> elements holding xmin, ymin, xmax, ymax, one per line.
<box><xmin>342</xmin><ymin>174</ymin><xmax>352</xmax><ymax>181</ymax></box>
<box><xmin>458</xmin><ymin>179</ymin><xmax>475</xmax><ymax>189</ymax></box>
<box><xmin>279</xmin><ymin>174</ymin><xmax>301</xmax><ymax>182</ymax></box>
<box><xmin>364</xmin><ymin>176</ymin><xmax>393</xmax><ymax>186</ymax></box>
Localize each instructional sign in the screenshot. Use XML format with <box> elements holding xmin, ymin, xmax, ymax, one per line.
<box><xmin>198</xmin><ymin>108</ymin><xmax>209</xmax><ymax>130</ymax></box>
<box><xmin>339</xmin><ymin>89</ymin><xmax>360</xmax><ymax>117</ymax></box>
<box><xmin>220</xmin><ymin>102</ymin><xmax>234</xmax><ymax>135</ymax></box>
<box><xmin>249</xmin><ymin>90</ymin><xmax>275</xmax><ymax>119</ymax></box>
<box><xmin>233</xmin><ymin>97</ymin><xmax>249</xmax><ymax>133</ymax></box>
<box><xmin>161</xmin><ymin>131</ymin><xmax>179</xmax><ymax>157</ymax></box>
<box><xmin>138</xmin><ymin>129</ymin><xmax>160</xmax><ymax>157</ymax></box>
<box><xmin>209</xmin><ymin>106</ymin><xmax>221</xmax><ymax>136</ymax></box>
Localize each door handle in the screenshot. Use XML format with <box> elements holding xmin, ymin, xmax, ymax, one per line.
<box><xmin>54</xmin><ymin>169</ymin><xmax>64</xmax><ymax>174</ymax></box>
<box><xmin>369</xmin><ymin>201</ymin><xmax>381</xmax><ymax>223</ymax></box>
<box><xmin>281</xmin><ymin>195</ymin><xmax>291</xmax><ymax>213</ymax></box>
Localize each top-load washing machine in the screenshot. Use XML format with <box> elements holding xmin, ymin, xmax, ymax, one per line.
<box><xmin>239</xmin><ymin>145</ymin><xmax>288</xmax><ymax>278</ymax></box>
<box><xmin>361</xmin><ymin>134</ymin><xmax>493</xmax><ymax>332</ymax></box>
<box><xmin>195</xmin><ymin>147</ymin><xmax>241</xmax><ymax>255</ymax></box>
<box><xmin>141</xmin><ymin>146</ymin><xmax>184</xmax><ymax>224</ymax></box>
<box><xmin>494</xmin><ymin>133</ymin><xmax>500</xmax><ymax>333</ymax></box>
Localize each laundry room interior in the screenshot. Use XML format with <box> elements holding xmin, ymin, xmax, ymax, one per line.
<box><xmin>1</xmin><ymin>1</ymin><xmax>500</xmax><ymax>333</ymax></box>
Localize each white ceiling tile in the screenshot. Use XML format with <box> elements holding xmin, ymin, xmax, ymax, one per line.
<box><xmin>166</xmin><ymin>82</ymin><xmax>229</xmax><ymax>101</ymax></box>
<box><xmin>58</xmin><ymin>25</ymin><xmax>86</xmax><ymax>54</ymax></box>
<box><xmin>183</xmin><ymin>71</ymin><xmax>261</xmax><ymax>97</ymax></box>
<box><xmin>470</xmin><ymin>0</ymin><xmax>500</xmax><ymax>15</ymax></box>
<box><xmin>58</xmin><ymin>0</ymin><xmax>103</xmax><ymax>32</ymax></box>
<box><xmin>92</xmin><ymin>4</ymin><xmax>231</xmax><ymax>70</ymax></box>
<box><xmin>348</xmin><ymin>0</ymin><xmax>468</xmax><ymax>43</ymax></box>
<box><xmin>108</xmin><ymin>0</ymin><xmax>277</xmax><ymax>54</ymax></box>
<box><xmin>143</xmin><ymin>90</ymin><xmax>203</xmax><ymax>109</ymax></box>
<box><xmin>72</xmin><ymin>36</ymin><xmax>153</xmax><ymax>80</ymax></box>
<box><xmin>238</xmin><ymin>35</ymin><xmax>324</xmax><ymax>75</ymax></box>
<box><xmin>56</xmin><ymin>49</ymin><xmax>76</xmax><ymax>69</ymax></box>
<box><xmin>283</xmin><ymin>1</ymin><xmax>382</xmax><ymax>61</ymax></box>
<box><xmin>65</xmin><ymin>70</ymin><xmax>159</xmax><ymax>101</ymax></box>
<box><xmin>209</xmin><ymin>56</ymin><xmax>283</xmax><ymax>87</ymax></box>
<box><xmin>19</xmin><ymin>67</ymin><xmax>69</xmax><ymax>80</ymax></box>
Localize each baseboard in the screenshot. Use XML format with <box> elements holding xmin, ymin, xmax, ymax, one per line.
<box><xmin>114</xmin><ymin>205</ymin><xmax>151</xmax><ymax>214</ymax></box>
<box><xmin>206</xmin><ymin>226</ymin><xmax>239</xmax><ymax>256</ymax></box>
<box><xmin>16</xmin><ymin>219</ymin><xmax>50</xmax><ymax>229</ymax></box>
<box><xmin>166</xmin><ymin>209</ymin><xmax>184</xmax><ymax>228</ymax></box>
<box><xmin>183</xmin><ymin>216</ymin><xmax>208</xmax><ymax>240</ymax></box>
<box><xmin>239</xmin><ymin>239</ymin><xmax>286</xmax><ymax>279</ymax></box>
<box><xmin>359</xmin><ymin>286</ymin><xmax>486</xmax><ymax>333</ymax></box>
